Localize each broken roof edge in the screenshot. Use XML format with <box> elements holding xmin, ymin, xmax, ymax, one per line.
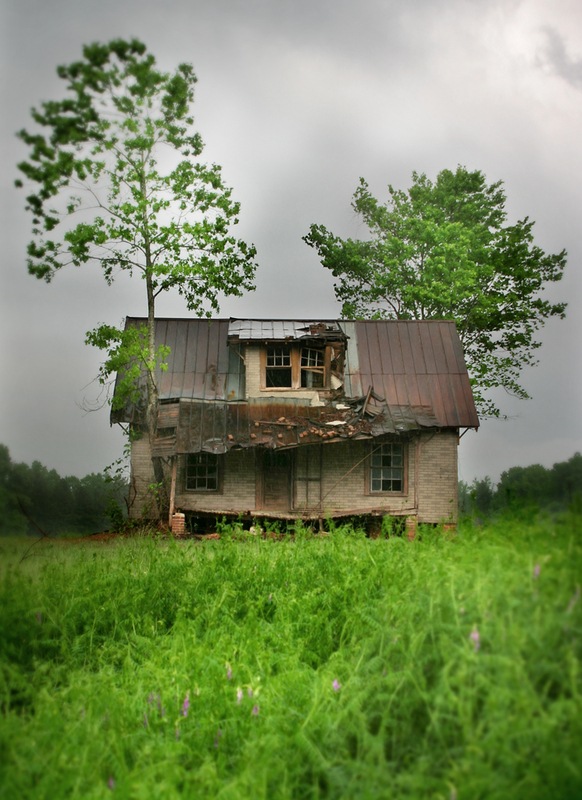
<box><xmin>123</xmin><ymin>316</ymin><xmax>461</xmax><ymax>323</ymax></box>
<box><xmin>113</xmin><ymin>316</ymin><xmax>479</xmax><ymax>430</ymax></box>
<box><xmin>172</xmin><ymin>426</ymin><xmax>445</xmax><ymax>458</ymax></box>
<box><xmin>227</xmin><ymin>318</ymin><xmax>348</xmax><ymax>343</ymax></box>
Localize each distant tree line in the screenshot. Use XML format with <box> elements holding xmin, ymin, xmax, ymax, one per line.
<box><xmin>2</xmin><ymin>443</ymin><xmax>579</xmax><ymax>534</ymax></box>
<box><xmin>0</xmin><ymin>445</ymin><xmax>127</xmax><ymax>537</ymax></box>
<box><xmin>459</xmin><ymin>453</ymin><xmax>582</xmax><ymax>517</ymax></box>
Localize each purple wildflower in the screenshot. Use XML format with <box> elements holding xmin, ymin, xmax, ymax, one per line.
<box><xmin>226</xmin><ymin>665</ymin><xmax>233</xmax><ymax>680</ymax></box>
<box><xmin>252</xmin><ymin>704</ymin><xmax>260</xmax><ymax>716</ymax></box>
<box><xmin>236</xmin><ymin>688</ymin><xmax>243</xmax><ymax>704</ymax></box>
<box><xmin>469</xmin><ymin>626</ymin><xmax>480</xmax><ymax>652</ymax></box>
<box><xmin>533</xmin><ymin>563</ymin><xmax>541</xmax><ymax>580</ymax></box>
<box><xmin>107</xmin><ymin>776</ymin><xmax>116</xmax><ymax>791</ymax></box>
<box><xmin>181</xmin><ymin>692</ymin><xmax>190</xmax><ymax>717</ymax></box>
<box><xmin>332</xmin><ymin>679</ymin><xmax>341</xmax><ymax>692</ymax></box>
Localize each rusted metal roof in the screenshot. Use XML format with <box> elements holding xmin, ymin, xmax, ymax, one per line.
<box><xmin>112</xmin><ymin>317</ymin><xmax>479</xmax><ymax>448</ymax></box>
<box><xmin>342</xmin><ymin>320</ymin><xmax>479</xmax><ymax>429</ymax></box>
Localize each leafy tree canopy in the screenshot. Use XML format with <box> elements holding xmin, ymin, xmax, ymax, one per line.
<box><xmin>16</xmin><ymin>39</ymin><xmax>257</xmax><ymax>425</ymax></box>
<box><xmin>304</xmin><ymin>167</ymin><xmax>566</xmax><ymax>417</ymax></box>
<box><xmin>16</xmin><ymin>38</ymin><xmax>256</xmax><ymax>311</ymax></box>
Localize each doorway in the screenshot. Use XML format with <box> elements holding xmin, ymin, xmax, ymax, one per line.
<box><xmin>259</xmin><ymin>449</ymin><xmax>292</xmax><ymax>511</ymax></box>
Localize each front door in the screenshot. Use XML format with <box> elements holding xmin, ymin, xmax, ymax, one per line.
<box><xmin>260</xmin><ymin>450</ymin><xmax>292</xmax><ymax>511</ymax></box>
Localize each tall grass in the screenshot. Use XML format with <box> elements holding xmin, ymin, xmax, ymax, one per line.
<box><xmin>1</xmin><ymin>513</ymin><xmax>581</xmax><ymax>799</ymax></box>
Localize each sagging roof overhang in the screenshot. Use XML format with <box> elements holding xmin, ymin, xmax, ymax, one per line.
<box><xmin>151</xmin><ymin>394</ymin><xmax>440</xmax><ymax>458</ymax></box>
<box><xmin>112</xmin><ymin>317</ymin><xmax>480</xmax><ymax>443</ymax></box>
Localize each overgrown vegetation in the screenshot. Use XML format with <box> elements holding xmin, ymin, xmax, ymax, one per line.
<box><xmin>460</xmin><ymin>452</ymin><xmax>582</xmax><ymax>518</ymax></box>
<box><xmin>1</xmin><ymin>513</ymin><xmax>580</xmax><ymax>798</ymax></box>
<box><xmin>0</xmin><ymin>444</ymin><xmax>127</xmax><ymax>537</ymax></box>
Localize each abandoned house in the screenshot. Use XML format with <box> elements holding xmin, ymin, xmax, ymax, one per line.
<box><xmin>113</xmin><ymin>318</ymin><xmax>479</xmax><ymax>534</ymax></box>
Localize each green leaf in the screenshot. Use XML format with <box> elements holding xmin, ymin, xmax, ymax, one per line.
<box><xmin>304</xmin><ymin>166</ymin><xmax>567</xmax><ymax>418</ymax></box>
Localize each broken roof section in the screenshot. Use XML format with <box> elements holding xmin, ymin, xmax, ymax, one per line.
<box><xmin>111</xmin><ymin>317</ymin><xmax>479</xmax><ymax>452</ymax></box>
<box><xmin>228</xmin><ymin>319</ymin><xmax>346</xmax><ymax>343</ymax></box>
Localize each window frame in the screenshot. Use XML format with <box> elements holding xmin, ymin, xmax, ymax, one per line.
<box><xmin>184</xmin><ymin>452</ymin><xmax>222</xmax><ymax>493</ymax></box>
<box><xmin>367</xmin><ymin>441</ymin><xmax>407</xmax><ymax>496</ymax></box>
<box><xmin>261</xmin><ymin>344</ymin><xmax>330</xmax><ymax>391</ymax></box>
<box><xmin>265</xmin><ymin>345</ymin><xmax>294</xmax><ymax>388</ymax></box>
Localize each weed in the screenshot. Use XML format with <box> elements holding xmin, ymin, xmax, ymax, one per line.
<box><xmin>0</xmin><ymin>513</ymin><xmax>581</xmax><ymax>798</ymax></box>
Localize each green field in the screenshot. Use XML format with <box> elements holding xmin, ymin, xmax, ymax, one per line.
<box><xmin>1</xmin><ymin>514</ymin><xmax>581</xmax><ymax>799</ymax></box>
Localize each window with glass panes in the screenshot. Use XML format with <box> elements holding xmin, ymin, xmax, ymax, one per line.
<box><xmin>266</xmin><ymin>346</ymin><xmax>293</xmax><ymax>387</ymax></box>
<box><xmin>370</xmin><ymin>443</ymin><xmax>404</xmax><ymax>493</ymax></box>
<box><xmin>300</xmin><ymin>347</ymin><xmax>325</xmax><ymax>387</ymax></box>
<box><xmin>185</xmin><ymin>453</ymin><xmax>219</xmax><ymax>491</ymax></box>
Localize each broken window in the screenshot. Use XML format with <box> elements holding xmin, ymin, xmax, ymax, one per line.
<box><xmin>300</xmin><ymin>347</ymin><xmax>325</xmax><ymax>388</ymax></box>
<box><xmin>185</xmin><ymin>452</ymin><xmax>219</xmax><ymax>491</ymax></box>
<box><xmin>263</xmin><ymin>344</ymin><xmax>329</xmax><ymax>390</ymax></box>
<box><xmin>266</xmin><ymin>346</ymin><xmax>292</xmax><ymax>387</ymax></box>
<box><xmin>370</xmin><ymin>443</ymin><xmax>405</xmax><ymax>493</ymax></box>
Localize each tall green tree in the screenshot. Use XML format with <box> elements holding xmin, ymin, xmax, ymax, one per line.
<box><xmin>16</xmin><ymin>39</ymin><xmax>257</xmax><ymax>496</ymax></box>
<box><xmin>304</xmin><ymin>167</ymin><xmax>566</xmax><ymax>416</ymax></box>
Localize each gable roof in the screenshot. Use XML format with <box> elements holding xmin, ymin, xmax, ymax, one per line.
<box><xmin>343</xmin><ymin>320</ymin><xmax>478</xmax><ymax>430</ymax></box>
<box><xmin>113</xmin><ymin>318</ymin><xmax>479</xmax><ymax>437</ymax></box>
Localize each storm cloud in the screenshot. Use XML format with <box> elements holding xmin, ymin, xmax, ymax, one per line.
<box><xmin>1</xmin><ymin>0</ymin><xmax>580</xmax><ymax>482</ymax></box>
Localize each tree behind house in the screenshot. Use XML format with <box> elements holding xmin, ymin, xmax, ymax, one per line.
<box><xmin>304</xmin><ymin>167</ymin><xmax>566</xmax><ymax>417</ymax></box>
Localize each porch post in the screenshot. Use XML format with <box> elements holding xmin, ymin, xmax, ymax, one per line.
<box><xmin>168</xmin><ymin>456</ymin><xmax>178</xmax><ymax>528</ymax></box>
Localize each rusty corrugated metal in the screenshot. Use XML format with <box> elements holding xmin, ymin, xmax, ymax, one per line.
<box><xmin>115</xmin><ymin>316</ymin><xmax>479</xmax><ymax>450</ymax></box>
<box><xmin>344</xmin><ymin>320</ymin><xmax>479</xmax><ymax>430</ymax></box>
<box><xmin>111</xmin><ymin>318</ymin><xmax>239</xmax><ymax>424</ymax></box>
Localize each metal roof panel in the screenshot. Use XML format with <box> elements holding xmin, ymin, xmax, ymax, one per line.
<box><xmin>113</xmin><ymin>317</ymin><xmax>479</xmax><ymax>430</ymax></box>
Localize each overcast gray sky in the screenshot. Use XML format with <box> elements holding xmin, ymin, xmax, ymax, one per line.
<box><xmin>1</xmin><ymin>0</ymin><xmax>581</xmax><ymax>483</ymax></box>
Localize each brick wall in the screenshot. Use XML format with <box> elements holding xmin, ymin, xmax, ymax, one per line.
<box><xmin>129</xmin><ymin>430</ymin><xmax>459</xmax><ymax>524</ymax></box>
<box><xmin>244</xmin><ymin>346</ymin><xmax>262</xmax><ymax>397</ymax></box>
<box><xmin>128</xmin><ymin>435</ymin><xmax>158</xmax><ymax>518</ymax></box>
<box><xmin>174</xmin><ymin>449</ymin><xmax>257</xmax><ymax>513</ymax></box>
<box><xmin>416</xmin><ymin>432</ymin><xmax>459</xmax><ymax>524</ymax></box>
<box><xmin>316</xmin><ymin>439</ymin><xmax>417</xmax><ymax>516</ymax></box>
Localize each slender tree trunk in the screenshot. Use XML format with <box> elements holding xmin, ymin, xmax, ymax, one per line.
<box><xmin>141</xmin><ymin>168</ymin><xmax>168</xmax><ymax>519</ymax></box>
<box><xmin>144</xmin><ymin>268</ymin><xmax>168</xmax><ymax>518</ymax></box>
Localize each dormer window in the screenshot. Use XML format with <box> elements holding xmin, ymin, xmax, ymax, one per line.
<box><xmin>261</xmin><ymin>344</ymin><xmax>329</xmax><ymax>390</ymax></box>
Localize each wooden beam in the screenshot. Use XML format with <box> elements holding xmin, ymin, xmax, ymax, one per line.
<box><xmin>168</xmin><ymin>457</ymin><xmax>178</xmax><ymax>527</ymax></box>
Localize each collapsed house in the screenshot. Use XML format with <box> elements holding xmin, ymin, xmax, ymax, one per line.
<box><xmin>112</xmin><ymin>318</ymin><xmax>479</xmax><ymax>534</ymax></box>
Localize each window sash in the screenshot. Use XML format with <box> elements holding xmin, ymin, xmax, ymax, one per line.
<box><xmin>267</xmin><ymin>347</ymin><xmax>291</xmax><ymax>367</ymax></box>
<box><xmin>266</xmin><ymin>346</ymin><xmax>293</xmax><ymax>387</ymax></box>
<box><xmin>263</xmin><ymin>345</ymin><xmax>327</xmax><ymax>390</ymax></box>
<box><xmin>370</xmin><ymin>443</ymin><xmax>404</xmax><ymax>493</ymax></box>
<box><xmin>185</xmin><ymin>453</ymin><xmax>219</xmax><ymax>491</ymax></box>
